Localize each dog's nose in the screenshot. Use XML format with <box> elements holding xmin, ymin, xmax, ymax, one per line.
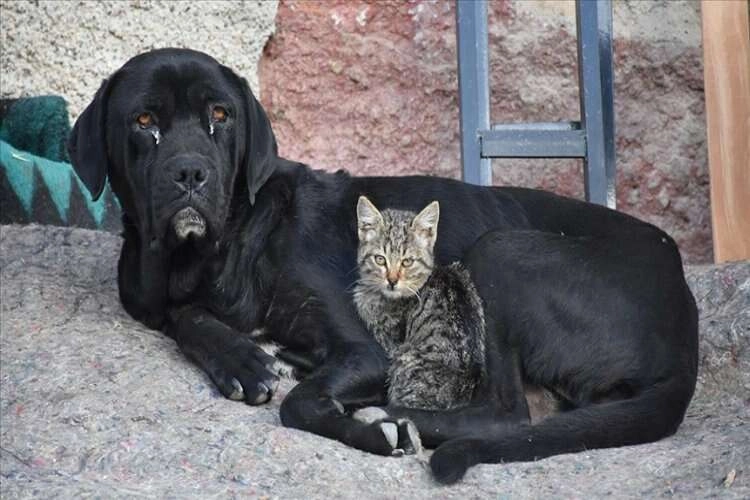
<box><xmin>174</xmin><ymin>164</ymin><xmax>208</xmax><ymax>191</ymax></box>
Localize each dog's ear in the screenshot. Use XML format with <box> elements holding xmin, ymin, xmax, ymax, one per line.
<box><xmin>67</xmin><ymin>78</ymin><xmax>115</xmax><ymax>201</ymax></box>
<box><xmin>221</xmin><ymin>66</ymin><xmax>278</xmax><ymax>205</ymax></box>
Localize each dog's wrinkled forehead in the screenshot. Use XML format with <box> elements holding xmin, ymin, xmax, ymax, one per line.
<box><xmin>109</xmin><ymin>50</ymin><xmax>240</xmax><ymax>125</ymax></box>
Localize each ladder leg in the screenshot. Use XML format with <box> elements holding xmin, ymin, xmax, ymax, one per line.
<box><xmin>456</xmin><ymin>0</ymin><xmax>492</xmax><ymax>186</ymax></box>
<box><xmin>577</xmin><ymin>0</ymin><xmax>616</xmax><ymax>208</ymax></box>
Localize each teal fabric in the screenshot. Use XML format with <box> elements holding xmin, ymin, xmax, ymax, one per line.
<box><xmin>0</xmin><ymin>96</ymin><xmax>71</xmax><ymax>163</ymax></box>
<box><xmin>0</xmin><ymin>139</ymin><xmax>120</xmax><ymax>230</ymax></box>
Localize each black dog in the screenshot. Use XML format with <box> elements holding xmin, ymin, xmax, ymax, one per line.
<box><xmin>67</xmin><ymin>48</ymin><xmax>698</xmax><ymax>483</ymax></box>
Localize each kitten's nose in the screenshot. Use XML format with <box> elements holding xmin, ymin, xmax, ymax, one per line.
<box><xmin>387</xmin><ymin>278</ymin><xmax>398</xmax><ymax>289</ymax></box>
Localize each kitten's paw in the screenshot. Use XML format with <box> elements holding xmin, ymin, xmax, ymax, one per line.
<box><xmin>380</xmin><ymin>421</ymin><xmax>399</xmax><ymax>449</ymax></box>
<box><xmin>397</xmin><ymin>418</ymin><xmax>422</xmax><ymax>455</ymax></box>
<box><xmin>353</xmin><ymin>407</ymin><xmax>422</xmax><ymax>456</ymax></box>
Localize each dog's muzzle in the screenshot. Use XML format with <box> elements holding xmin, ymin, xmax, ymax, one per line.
<box><xmin>172</xmin><ymin>207</ymin><xmax>207</xmax><ymax>241</ymax></box>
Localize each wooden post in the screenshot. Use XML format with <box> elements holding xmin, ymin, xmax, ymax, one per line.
<box><xmin>702</xmin><ymin>0</ymin><xmax>750</xmax><ymax>263</ymax></box>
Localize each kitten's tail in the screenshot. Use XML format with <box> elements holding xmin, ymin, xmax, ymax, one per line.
<box><xmin>429</xmin><ymin>374</ymin><xmax>695</xmax><ymax>484</ymax></box>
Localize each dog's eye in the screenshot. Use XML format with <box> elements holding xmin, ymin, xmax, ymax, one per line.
<box><xmin>136</xmin><ymin>112</ymin><xmax>154</xmax><ymax>128</ymax></box>
<box><xmin>212</xmin><ymin>106</ymin><xmax>228</xmax><ymax>122</ymax></box>
<box><xmin>374</xmin><ymin>255</ymin><xmax>386</xmax><ymax>266</ymax></box>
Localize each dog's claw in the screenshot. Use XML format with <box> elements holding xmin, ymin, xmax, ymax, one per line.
<box><xmin>265</xmin><ymin>376</ymin><xmax>280</xmax><ymax>394</ymax></box>
<box><xmin>228</xmin><ymin>378</ymin><xmax>244</xmax><ymax>400</ymax></box>
<box><xmin>252</xmin><ymin>382</ymin><xmax>273</xmax><ymax>404</ymax></box>
<box><xmin>332</xmin><ymin>399</ymin><xmax>345</xmax><ymax>414</ymax></box>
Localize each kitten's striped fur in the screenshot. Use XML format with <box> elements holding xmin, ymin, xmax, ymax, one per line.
<box><xmin>353</xmin><ymin>197</ymin><xmax>486</xmax><ymax>410</ymax></box>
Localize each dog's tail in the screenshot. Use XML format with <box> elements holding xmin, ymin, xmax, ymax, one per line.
<box><xmin>430</xmin><ymin>375</ymin><xmax>695</xmax><ymax>484</ymax></box>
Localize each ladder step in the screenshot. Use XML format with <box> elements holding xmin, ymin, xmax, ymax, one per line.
<box><xmin>480</xmin><ymin>123</ymin><xmax>586</xmax><ymax>158</ymax></box>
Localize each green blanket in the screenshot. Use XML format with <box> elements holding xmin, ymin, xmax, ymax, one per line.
<box><xmin>0</xmin><ymin>96</ymin><xmax>71</xmax><ymax>163</ymax></box>
<box><xmin>0</xmin><ymin>96</ymin><xmax>120</xmax><ymax>231</ymax></box>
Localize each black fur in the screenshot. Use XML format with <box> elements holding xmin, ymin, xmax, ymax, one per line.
<box><xmin>427</xmin><ymin>228</ymin><xmax>698</xmax><ymax>482</ymax></box>
<box><xmin>67</xmin><ymin>49</ymin><xmax>699</xmax><ymax>483</ymax></box>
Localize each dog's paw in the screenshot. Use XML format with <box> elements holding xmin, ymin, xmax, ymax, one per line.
<box><xmin>430</xmin><ymin>438</ymin><xmax>475</xmax><ymax>485</ymax></box>
<box><xmin>196</xmin><ymin>339</ymin><xmax>281</xmax><ymax>405</ymax></box>
<box><xmin>353</xmin><ymin>407</ymin><xmax>422</xmax><ymax>456</ymax></box>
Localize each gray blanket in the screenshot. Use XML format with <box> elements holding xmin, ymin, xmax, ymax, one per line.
<box><xmin>1</xmin><ymin>224</ymin><xmax>748</xmax><ymax>498</ymax></box>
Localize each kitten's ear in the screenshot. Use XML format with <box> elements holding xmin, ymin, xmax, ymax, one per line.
<box><xmin>357</xmin><ymin>196</ymin><xmax>383</xmax><ymax>242</ymax></box>
<box><xmin>411</xmin><ymin>201</ymin><xmax>440</xmax><ymax>249</ymax></box>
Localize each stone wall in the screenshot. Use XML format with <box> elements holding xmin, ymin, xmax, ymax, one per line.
<box><xmin>0</xmin><ymin>0</ymin><xmax>710</xmax><ymax>262</ymax></box>
<box><xmin>260</xmin><ymin>0</ymin><xmax>710</xmax><ymax>262</ymax></box>
<box><xmin>0</xmin><ymin>0</ymin><xmax>278</xmax><ymax>118</ymax></box>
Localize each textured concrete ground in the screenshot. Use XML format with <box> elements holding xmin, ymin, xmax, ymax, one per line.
<box><xmin>1</xmin><ymin>224</ymin><xmax>748</xmax><ymax>499</ymax></box>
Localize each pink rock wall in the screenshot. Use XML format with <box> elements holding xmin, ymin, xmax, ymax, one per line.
<box><xmin>259</xmin><ymin>0</ymin><xmax>710</xmax><ymax>263</ymax></box>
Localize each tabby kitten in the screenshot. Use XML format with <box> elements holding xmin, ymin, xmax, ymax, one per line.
<box><xmin>353</xmin><ymin>196</ymin><xmax>486</xmax><ymax>410</ymax></box>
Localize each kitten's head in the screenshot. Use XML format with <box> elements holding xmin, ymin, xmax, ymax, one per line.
<box><xmin>356</xmin><ymin>196</ymin><xmax>439</xmax><ymax>299</ymax></box>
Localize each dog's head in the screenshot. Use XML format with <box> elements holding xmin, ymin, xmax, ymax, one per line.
<box><xmin>68</xmin><ymin>48</ymin><xmax>277</xmax><ymax>250</ymax></box>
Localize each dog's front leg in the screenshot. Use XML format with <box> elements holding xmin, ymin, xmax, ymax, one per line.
<box><xmin>117</xmin><ymin>225</ymin><xmax>170</xmax><ymax>330</ymax></box>
<box><xmin>166</xmin><ymin>306</ymin><xmax>281</xmax><ymax>404</ymax></box>
<box><xmin>279</xmin><ymin>344</ymin><xmax>422</xmax><ymax>457</ymax></box>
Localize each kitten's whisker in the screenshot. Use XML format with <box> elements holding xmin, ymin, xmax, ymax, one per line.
<box><xmin>404</xmin><ymin>284</ymin><xmax>422</xmax><ymax>305</ymax></box>
<box><xmin>349</xmin><ymin>278</ymin><xmax>381</xmax><ymax>294</ymax></box>
<box><xmin>345</xmin><ymin>279</ymin><xmax>361</xmax><ymax>292</ymax></box>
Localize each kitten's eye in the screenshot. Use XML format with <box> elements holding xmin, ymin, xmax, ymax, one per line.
<box><xmin>374</xmin><ymin>255</ymin><xmax>386</xmax><ymax>266</ymax></box>
<box><xmin>136</xmin><ymin>112</ymin><xmax>154</xmax><ymax>128</ymax></box>
<box><xmin>401</xmin><ymin>258</ymin><xmax>414</xmax><ymax>267</ymax></box>
<box><xmin>212</xmin><ymin>106</ymin><xmax>228</xmax><ymax>122</ymax></box>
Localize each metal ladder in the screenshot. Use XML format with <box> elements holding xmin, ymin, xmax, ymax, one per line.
<box><xmin>456</xmin><ymin>0</ymin><xmax>616</xmax><ymax>208</ymax></box>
